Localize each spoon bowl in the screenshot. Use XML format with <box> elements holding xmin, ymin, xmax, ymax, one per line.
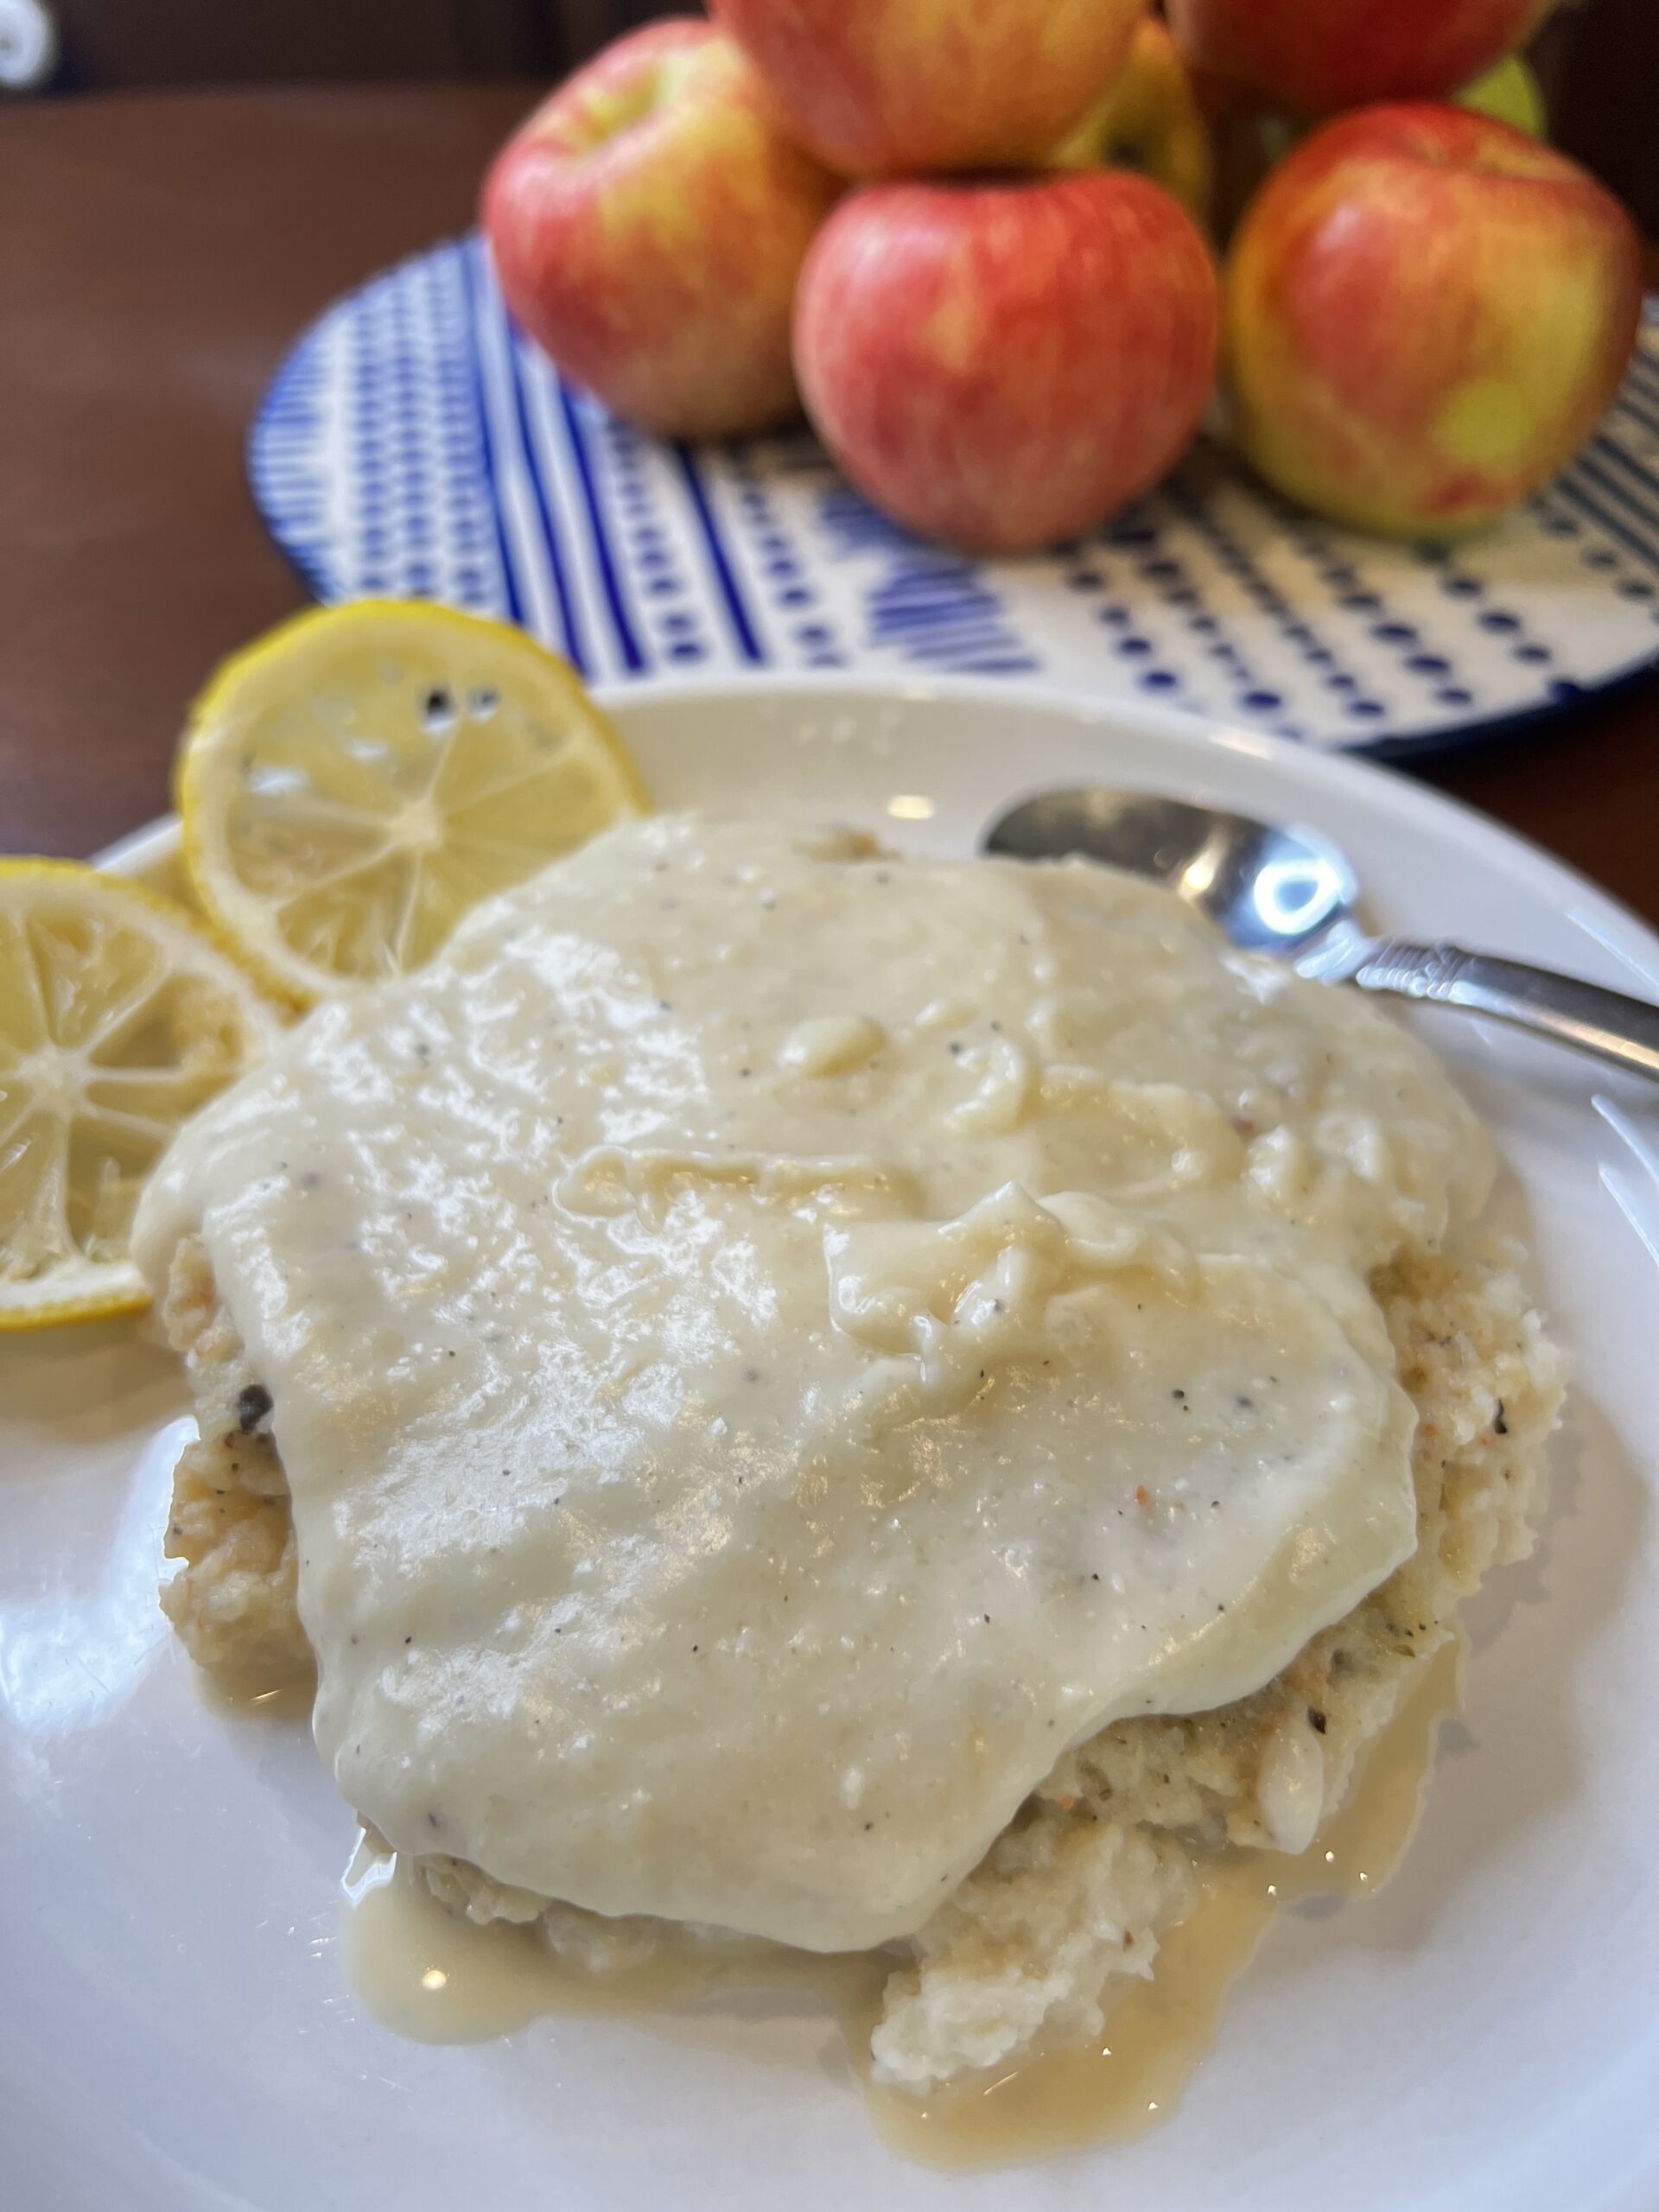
<box><xmin>985</xmin><ymin>788</ymin><xmax>1357</xmax><ymax>957</ymax></box>
<box><xmin>982</xmin><ymin>783</ymin><xmax>1659</xmax><ymax>1083</ymax></box>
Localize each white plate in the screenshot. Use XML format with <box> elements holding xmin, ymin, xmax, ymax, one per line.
<box><xmin>5</xmin><ymin>677</ymin><xmax>1658</xmax><ymax>2212</ymax></box>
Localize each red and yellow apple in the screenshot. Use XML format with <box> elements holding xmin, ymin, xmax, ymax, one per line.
<box><xmin>1224</xmin><ymin>104</ymin><xmax>1643</xmax><ymax>537</ymax></box>
<box><xmin>794</xmin><ymin>172</ymin><xmax>1218</xmax><ymax>553</ymax></box>
<box><xmin>1048</xmin><ymin>17</ymin><xmax>1213</xmax><ymax>227</ymax></box>
<box><xmin>710</xmin><ymin>0</ymin><xmax>1146</xmax><ymax>178</ymax></box>
<box><xmin>1166</xmin><ymin>0</ymin><xmax>1555</xmax><ymax>119</ymax></box>
<box><xmin>480</xmin><ymin>20</ymin><xmax>841</xmax><ymax>439</ymax></box>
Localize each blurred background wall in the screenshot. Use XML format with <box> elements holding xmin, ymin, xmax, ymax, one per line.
<box><xmin>43</xmin><ymin>0</ymin><xmax>656</xmax><ymax>85</ymax></box>
<box><xmin>22</xmin><ymin>0</ymin><xmax>1659</xmax><ymax>232</ymax></box>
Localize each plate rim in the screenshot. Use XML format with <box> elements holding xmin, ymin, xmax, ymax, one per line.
<box><xmin>94</xmin><ymin>669</ymin><xmax>1659</xmax><ymax>991</ymax></box>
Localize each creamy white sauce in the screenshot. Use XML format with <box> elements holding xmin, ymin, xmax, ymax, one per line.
<box><xmin>135</xmin><ymin>818</ymin><xmax>1492</xmax><ymax>1953</ymax></box>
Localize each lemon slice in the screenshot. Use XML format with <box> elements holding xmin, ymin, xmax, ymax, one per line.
<box><xmin>177</xmin><ymin>601</ymin><xmax>649</xmax><ymax>1003</ymax></box>
<box><xmin>0</xmin><ymin>863</ymin><xmax>279</xmax><ymax>1329</ymax></box>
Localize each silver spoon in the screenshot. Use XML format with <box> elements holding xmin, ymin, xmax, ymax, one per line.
<box><xmin>985</xmin><ymin>787</ymin><xmax>1659</xmax><ymax>1082</ymax></box>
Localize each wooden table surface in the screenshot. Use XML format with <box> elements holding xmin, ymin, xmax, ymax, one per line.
<box><xmin>3</xmin><ymin>85</ymin><xmax>1656</xmax><ymax>921</ymax></box>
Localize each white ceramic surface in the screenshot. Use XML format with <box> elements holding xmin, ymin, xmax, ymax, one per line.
<box><xmin>4</xmin><ymin>677</ymin><xmax>1657</xmax><ymax>2212</ymax></box>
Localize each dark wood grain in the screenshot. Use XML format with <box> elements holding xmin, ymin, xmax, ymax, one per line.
<box><xmin>0</xmin><ymin>86</ymin><xmax>532</xmax><ymax>860</ymax></box>
<box><xmin>1</xmin><ymin>85</ymin><xmax>1655</xmax><ymax>927</ymax></box>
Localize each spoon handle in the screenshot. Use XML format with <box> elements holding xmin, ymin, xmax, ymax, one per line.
<box><xmin>1347</xmin><ymin>940</ymin><xmax>1659</xmax><ymax>1081</ymax></box>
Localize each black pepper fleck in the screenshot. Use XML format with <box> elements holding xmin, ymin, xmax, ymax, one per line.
<box><xmin>236</xmin><ymin>1383</ymin><xmax>273</xmax><ymax>1434</ymax></box>
<box><xmin>1309</xmin><ymin>1708</ymin><xmax>1327</xmax><ymax>1734</ymax></box>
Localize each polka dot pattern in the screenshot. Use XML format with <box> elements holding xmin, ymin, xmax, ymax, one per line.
<box><xmin>251</xmin><ymin>249</ymin><xmax>1659</xmax><ymax>754</ymax></box>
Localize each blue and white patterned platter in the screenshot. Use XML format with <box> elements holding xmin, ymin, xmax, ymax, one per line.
<box><xmin>251</xmin><ymin>238</ymin><xmax>1659</xmax><ymax>757</ymax></box>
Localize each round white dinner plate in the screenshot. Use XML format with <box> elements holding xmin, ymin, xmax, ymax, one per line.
<box><xmin>4</xmin><ymin>677</ymin><xmax>1657</xmax><ymax>2212</ymax></box>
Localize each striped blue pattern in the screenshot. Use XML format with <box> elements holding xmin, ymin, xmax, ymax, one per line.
<box><xmin>249</xmin><ymin>242</ymin><xmax>1659</xmax><ymax>757</ymax></box>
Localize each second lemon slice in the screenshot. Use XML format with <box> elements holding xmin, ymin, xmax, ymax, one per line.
<box><xmin>0</xmin><ymin>862</ymin><xmax>279</xmax><ymax>1328</ymax></box>
<box><xmin>178</xmin><ymin>601</ymin><xmax>649</xmax><ymax>1003</ymax></box>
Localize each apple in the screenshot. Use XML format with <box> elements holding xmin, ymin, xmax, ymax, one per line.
<box><xmin>794</xmin><ymin>172</ymin><xmax>1218</xmax><ymax>553</ymax></box>
<box><xmin>480</xmin><ymin>20</ymin><xmax>841</xmax><ymax>439</ymax></box>
<box><xmin>710</xmin><ymin>0</ymin><xmax>1146</xmax><ymax>178</ymax></box>
<box><xmin>1458</xmin><ymin>53</ymin><xmax>1547</xmax><ymax>137</ymax></box>
<box><xmin>1202</xmin><ymin>50</ymin><xmax>1548</xmax><ymax>247</ymax></box>
<box><xmin>1224</xmin><ymin>104</ymin><xmax>1643</xmax><ymax>537</ymax></box>
<box><xmin>1048</xmin><ymin>17</ymin><xmax>1213</xmax><ymax>226</ymax></box>
<box><xmin>1166</xmin><ymin>0</ymin><xmax>1556</xmax><ymax>119</ymax></box>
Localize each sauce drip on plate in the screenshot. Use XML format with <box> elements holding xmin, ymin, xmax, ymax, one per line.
<box><xmin>340</xmin><ymin>1635</ymin><xmax>1463</xmax><ymax>2170</ymax></box>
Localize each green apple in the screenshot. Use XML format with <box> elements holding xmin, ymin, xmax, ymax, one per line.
<box><xmin>1458</xmin><ymin>53</ymin><xmax>1547</xmax><ymax>137</ymax></box>
<box><xmin>1047</xmin><ymin>18</ymin><xmax>1213</xmax><ymax>226</ymax></box>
